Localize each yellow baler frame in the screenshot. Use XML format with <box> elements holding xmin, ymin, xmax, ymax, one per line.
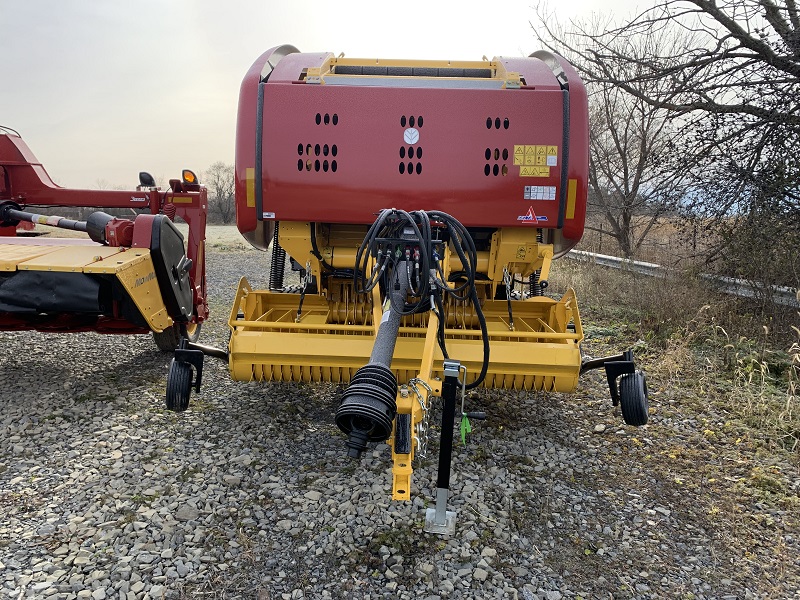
<box><xmin>227</xmin><ymin>221</ymin><xmax>584</xmax><ymax>499</ymax></box>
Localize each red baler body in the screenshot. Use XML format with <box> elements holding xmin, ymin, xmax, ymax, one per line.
<box><xmin>235</xmin><ymin>47</ymin><xmax>588</xmax><ymax>255</ymax></box>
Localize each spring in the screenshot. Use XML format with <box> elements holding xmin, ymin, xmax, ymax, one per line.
<box><xmin>529</xmin><ymin>270</ymin><xmax>543</xmax><ymax>296</ymax></box>
<box><xmin>162</xmin><ymin>202</ymin><xmax>177</xmax><ymax>220</ymax></box>
<box><xmin>269</xmin><ymin>222</ymin><xmax>287</xmax><ymax>291</ymax></box>
<box><xmin>529</xmin><ymin>228</ymin><xmax>544</xmax><ymax>296</ymax></box>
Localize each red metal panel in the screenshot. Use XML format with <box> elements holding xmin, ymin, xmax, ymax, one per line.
<box><xmin>260</xmin><ymin>84</ymin><xmax>569</xmax><ymax>229</ymax></box>
<box><xmin>235</xmin><ymin>50</ymin><xmax>589</xmax><ymax>245</ymax></box>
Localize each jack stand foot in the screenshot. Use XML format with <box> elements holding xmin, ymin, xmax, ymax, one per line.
<box><xmin>424</xmin><ymin>488</ymin><xmax>456</xmax><ymax>535</ymax></box>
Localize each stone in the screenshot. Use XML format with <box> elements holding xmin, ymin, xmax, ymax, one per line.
<box><xmin>174</xmin><ymin>506</ymin><xmax>199</xmax><ymax>522</ymax></box>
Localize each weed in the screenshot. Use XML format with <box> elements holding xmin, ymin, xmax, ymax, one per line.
<box><xmin>748</xmin><ymin>467</ymin><xmax>786</xmax><ymax>494</ymax></box>
<box><xmin>118</xmin><ymin>510</ymin><xmax>136</xmax><ymax>525</ymax></box>
<box><xmin>178</xmin><ymin>466</ymin><xmax>202</xmax><ymax>482</ymax></box>
<box><xmin>726</xmin><ymin>327</ymin><xmax>800</xmax><ymax>452</ymax></box>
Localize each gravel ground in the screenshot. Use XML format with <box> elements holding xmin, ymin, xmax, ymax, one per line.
<box><xmin>1</xmin><ymin>242</ymin><xmax>798</xmax><ymax>599</ymax></box>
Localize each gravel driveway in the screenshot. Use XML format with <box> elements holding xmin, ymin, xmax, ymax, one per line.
<box><xmin>1</xmin><ymin>246</ymin><xmax>798</xmax><ymax>599</ymax></box>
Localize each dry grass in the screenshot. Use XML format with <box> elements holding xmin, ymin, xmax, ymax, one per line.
<box><xmin>549</xmin><ymin>258</ymin><xmax>799</xmax><ymax>594</ymax></box>
<box><xmin>554</xmin><ymin>257</ymin><xmax>800</xmax><ymax>456</ymax></box>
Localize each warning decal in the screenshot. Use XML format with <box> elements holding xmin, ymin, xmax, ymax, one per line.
<box><xmin>514</xmin><ymin>145</ymin><xmax>557</xmax><ymax>177</ymax></box>
<box><xmin>520</xmin><ymin>166</ymin><xmax>550</xmax><ymax>178</ymax></box>
<box><xmin>524</xmin><ymin>186</ymin><xmax>557</xmax><ymax>200</ymax></box>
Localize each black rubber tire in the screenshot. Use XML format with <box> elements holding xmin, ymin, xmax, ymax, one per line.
<box><xmin>619</xmin><ymin>370</ymin><xmax>649</xmax><ymax>426</ymax></box>
<box><xmin>165</xmin><ymin>359</ymin><xmax>192</xmax><ymax>412</ymax></box>
<box><xmin>153</xmin><ymin>322</ymin><xmax>201</xmax><ymax>352</ymax></box>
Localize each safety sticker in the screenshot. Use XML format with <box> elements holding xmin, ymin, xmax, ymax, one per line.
<box><xmin>524</xmin><ymin>186</ymin><xmax>556</xmax><ymax>200</ymax></box>
<box><xmin>381</xmin><ymin>298</ymin><xmax>392</xmax><ymax>323</ymax></box>
<box><xmin>519</xmin><ymin>166</ymin><xmax>550</xmax><ymax>178</ymax></box>
<box><xmin>514</xmin><ymin>145</ymin><xmax>557</xmax><ymax>177</ymax></box>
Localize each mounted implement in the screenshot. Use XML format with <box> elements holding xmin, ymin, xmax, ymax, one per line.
<box><xmin>0</xmin><ymin>128</ymin><xmax>208</xmax><ymax>350</ymax></box>
<box><xmin>168</xmin><ymin>47</ymin><xmax>649</xmax><ymax>524</ymax></box>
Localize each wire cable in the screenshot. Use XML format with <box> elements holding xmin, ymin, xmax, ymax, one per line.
<box><xmin>355</xmin><ymin>209</ymin><xmax>490</xmax><ymax>389</ymax></box>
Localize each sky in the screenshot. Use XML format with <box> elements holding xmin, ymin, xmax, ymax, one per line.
<box><xmin>1</xmin><ymin>0</ymin><xmax>645</xmax><ymax>189</ymax></box>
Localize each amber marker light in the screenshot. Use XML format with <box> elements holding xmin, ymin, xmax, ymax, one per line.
<box><xmin>182</xmin><ymin>169</ymin><xmax>198</xmax><ymax>184</ymax></box>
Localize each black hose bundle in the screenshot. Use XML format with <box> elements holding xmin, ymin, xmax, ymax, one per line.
<box><xmin>353</xmin><ymin>209</ymin><xmax>490</xmax><ymax>389</ymax></box>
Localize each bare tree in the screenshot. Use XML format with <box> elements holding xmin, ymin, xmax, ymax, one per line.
<box><xmin>534</xmin><ymin>1</ymin><xmax>799</xmax><ymax>130</ymax></box>
<box><xmin>535</xmin><ymin>16</ymin><xmax>692</xmax><ymax>258</ymax></box>
<box><xmin>533</xmin><ymin>1</ymin><xmax>800</xmax><ymax>287</ymax></box>
<box><xmin>204</xmin><ymin>162</ymin><xmax>235</xmax><ymax>224</ymax></box>
<box><xmin>587</xmin><ymin>76</ymin><xmax>691</xmax><ymax>257</ymax></box>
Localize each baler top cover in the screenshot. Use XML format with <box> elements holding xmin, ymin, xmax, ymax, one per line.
<box><xmin>235</xmin><ymin>47</ymin><xmax>589</xmax><ymax>254</ymax></box>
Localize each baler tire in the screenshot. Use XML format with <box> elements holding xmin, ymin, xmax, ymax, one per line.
<box><xmin>166</xmin><ymin>359</ymin><xmax>192</xmax><ymax>412</ymax></box>
<box><xmin>619</xmin><ymin>371</ymin><xmax>649</xmax><ymax>426</ymax></box>
<box><xmin>153</xmin><ymin>322</ymin><xmax>202</xmax><ymax>352</ymax></box>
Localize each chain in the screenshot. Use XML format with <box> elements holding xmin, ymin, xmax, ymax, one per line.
<box><xmin>295</xmin><ymin>261</ymin><xmax>313</xmax><ymax>322</ymax></box>
<box><xmin>409</xmin><ymin>377</ymin><xmax>435</xmax><ymax>459</ymax></box>
<box><xmin>503</xmin><ymin>267</ymin><xmax>515</xmax><ymax>331</ymax></box>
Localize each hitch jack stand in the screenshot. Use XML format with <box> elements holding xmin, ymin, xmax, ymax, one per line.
<box><xmin>424</xmin><ymin>359</ymin><xmax>461</xmax><ymax>535</ymax></box>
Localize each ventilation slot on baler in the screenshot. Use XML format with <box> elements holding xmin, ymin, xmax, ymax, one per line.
<box><xmin>399</xmin><ymin>115</ymin><xmax>424</xmax><ymax>175</ymax></box>
<box><xmin>297</xmin><ymin>142</ymin><xmax>338</xmax><ymax>173</ymax></box>
<box><xmin>484</xmin><ymin>147</ymin><xmax>509</xmax><ymax>177</ymax></box>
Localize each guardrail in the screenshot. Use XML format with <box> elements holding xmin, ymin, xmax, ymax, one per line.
<box><xmin>566</xmin><ymin>249</ymin><xmax>799</xmax><ymax>308</ymax></box>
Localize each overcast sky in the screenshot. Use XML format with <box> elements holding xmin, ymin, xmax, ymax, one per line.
<box><xmin>1</xmin><ymin>0</ymin><xmax>644</xmax><ymax>189</ymax></box>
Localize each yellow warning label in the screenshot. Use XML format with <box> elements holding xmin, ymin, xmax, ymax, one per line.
<box><xmin>520</xmin><ymin>166</ymin><xmax>550</xmax><ymax>178</ymax></box>
<box><xmin>514</xmin><ymin>144</ymin><xmax>557</xmax><ymax>177</ymax></box>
